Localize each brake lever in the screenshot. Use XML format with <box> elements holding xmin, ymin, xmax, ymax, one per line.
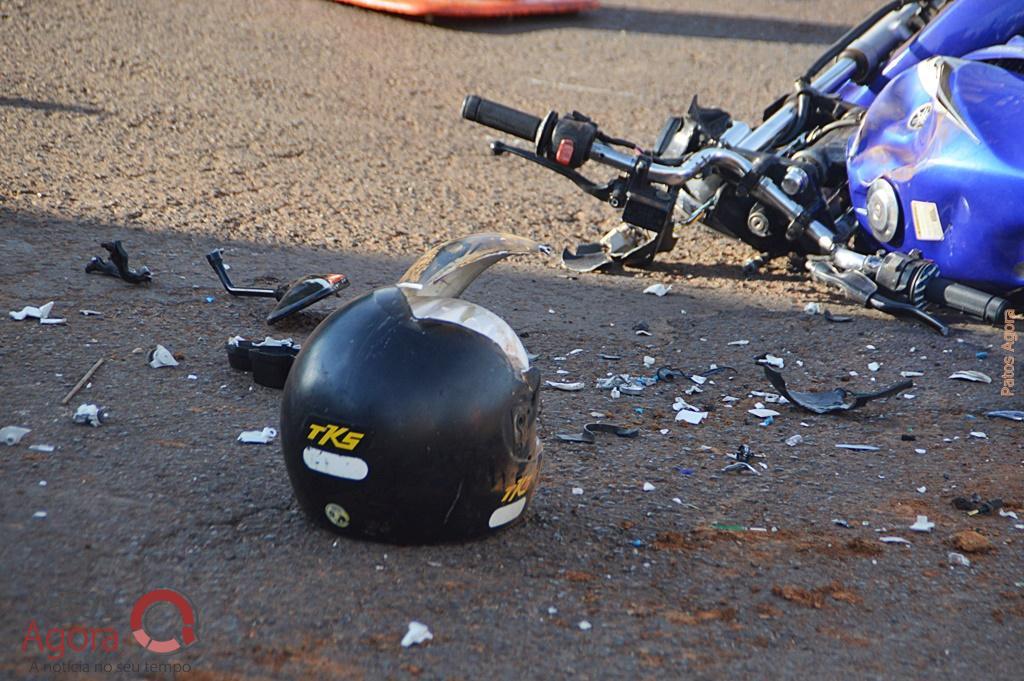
<box><xmin>867</xmin><ymin>294</ymin><xmax>949</xmax><ymax>336</ymax></box>
<box><xmin>807</xmin><ymin>260</ymin><xmax>949</xmax><ymax>335</ymax></box>
<box><xmin>490</xmin><ymin>141</ymin><xmax>620</xmax><ymax>202</ymax></box>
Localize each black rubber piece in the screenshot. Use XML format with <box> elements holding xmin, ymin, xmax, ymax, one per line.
<box><xmin>925</xmin><ymin>278</ymin><xmax>1009</xmax><ymax>325</ymax></box>
<box><xmin>461</xmin><ymin>95</ymin><xmax>541</xmax><ymax>142</ymax></box>
<box><xmin>226</xmin><ymin>340</ymin><xmax>254</xmax><ymax>371</ymax></box>
<box><xmin>251</xmin><ymin>346</ymin><xmax>299</xmax><ymax>390</ymax></box>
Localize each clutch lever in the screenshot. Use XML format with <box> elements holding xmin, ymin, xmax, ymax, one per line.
<box><xmin>490</xmin><ymin>141</ymin><xmax>622</xmax><ymax>202</ymax></box>
<box><xmin>807</xmin><ymin>260</ymin><xmax>949</xmax><ymax>335</ymax></box>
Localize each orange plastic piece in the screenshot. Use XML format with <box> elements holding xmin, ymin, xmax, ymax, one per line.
<box><xmin>332</xmin><ymin>0</ymin><xmax>598</xmax><ymax>18</ymax></box>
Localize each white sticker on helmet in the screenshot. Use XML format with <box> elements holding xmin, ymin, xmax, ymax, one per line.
<box><xmin>303</xmin><ymin>446</ymin><xmax>369</xmax><ymax>481</ymax></box>
<box><xmin>488</xmin><ymin>497</ymin><xmax>527</xmax><ymax>528</ymax></box>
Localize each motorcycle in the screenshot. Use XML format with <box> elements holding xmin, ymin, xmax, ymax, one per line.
<box><xmin>461</xmin><ymin>0</ymin><xmax>1024</xmax><ymax>335</ymax></box>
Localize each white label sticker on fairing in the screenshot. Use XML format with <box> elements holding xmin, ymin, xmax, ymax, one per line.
<box><xmin>911</xmin><ymin>201</ymin><xmax>945</xmax><ymax>241</ymax></box>
<box><xmin>303</xmin><ymin>446</ymin><xmax>369</xmax><ymax>481</ymax></box>
<box><xmin>488</xmin><ymin>497</ymin><xmax>527</xmax><ymax>528</ymax></box>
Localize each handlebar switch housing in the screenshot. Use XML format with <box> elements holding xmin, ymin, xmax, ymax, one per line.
<box><xmin>550</xmin><ymin>117</ymin><xmax>597</xmax><ymax>169</ymax></box>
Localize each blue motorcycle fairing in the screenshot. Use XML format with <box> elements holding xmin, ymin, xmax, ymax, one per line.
<box><xmin>838</xmin><ymin>0</ymin><xmax>1024</xmax><ymax>109</ymax></box>
<box><xmin>847</xmin><ymin>55</ymin><xmax>1024</xmax><ymax>292</ymax></box>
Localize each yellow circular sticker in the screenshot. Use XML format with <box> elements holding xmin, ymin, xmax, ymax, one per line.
<box><xmin>324</xmin><ymin>503</ymin><xmax>350</xmax><ymax>528</ymax></box>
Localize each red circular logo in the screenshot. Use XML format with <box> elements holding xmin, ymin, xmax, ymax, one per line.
<box><xmin>129</xmin><ymin>589</ymin><xmax>198</xmax><ymax>654</ymax></box>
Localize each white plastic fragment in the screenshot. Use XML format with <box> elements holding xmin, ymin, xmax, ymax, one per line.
<box><xmin>909</xmin><ymin>515</ymin><xmax>935</xmax><ymax>533</ymax></box>
<box><xmin>675</xmin><ymin>409</ymin><xmax>707</xmax><ymax>425</ymax></box>
<box><xmin>880</xmin><ymin>536</ymin><xmax>912</xmax><ymax>545</ymax></box>
<box><xmin>545</xmin><ymin>381</ymin><xmax>585</xmax><ymax>392</ymax></box>
<box><xmin>900</xmin><ymin>370</ymin><xmax>924</xmax><ymax>378</ymax></box>
<box><xmin>947</xmin><ymin>552</ymin><xmax>971</xmax><ymax>567</ymax></box>
<box><xmin>643</xmin><ymin>356</ymin><xmax>656</xmax><ymax>368</ymax></box>
<box><xmin>610</xmin><ymin>388</ymin><xmax>621</xmax><ymax>399</ymax></box>
<box><xmin>187</xmin><ymin>374</ymin><xmax>198</xmax><ymax>380</ymax></box>
<box><xmin>999</xmin><ymin>509</ymin><xmax>1019</xmax><ymax>520</ymax></box>
<box><xmin>9</xmin><ymin>301</ymin><xmax>54</xmax><ymax>321</ymax></box>
<box><xmin>761</xmin><ymin>354</ymin><xmax>784</xmax><ymax>369</ymax></box>
<box><xmin>80</xmin><ymin>310</ymin><xmax>103</xmax><ymax>316</ymax></box>
<box><xmin>969</xmin><ymin>431</ymin><xmax>987</xmax><ymax>439</ymax></box>
<box><xmin>948</xmin><ymin>370</ymin><xmax>992</xmax><ymax>383</ymax></box>
<box><xmin>785</xmin><ymin>435</ymin><xmax>803</xmax><ymax>447</ymax></box>
<box><xmin>914</xmin><ymin>448</ymin><xmax>926</xmax><ymax>454</ymax></box>
<box><xmin>748</xmin><ymin>408</ymin><xmax>780</xmax><ymax>419</ymax></box>
<box><xmin>28</xmin><ymin>444</ymin><xmax>54</xmax><ymax>453</ymax></box>
<box><xmin>916</xmin><ymin>486</ymin><xmax>926</xmax><ymax>494</ymax></box>
<box><xmin>578</xmin><ymin>620</ymin><xmax>592</xmax><ymax>631</ymax></box>
<box><xmin>39</xmin><ymin>317</ymin><xmax>66</xmax><ymax>325</ymax></box>
<box><xmin>835</xmin><ymin>443</ymin><xmax>880</xmax><ymax>451</ymax></box>
<box><xmin>547</xmin><ymin>607</ymin><xmax>558</xmax><ymax>615</ymax></box>
<box><xmin>401</xmin><ymin>621</ymin><xmax>433</xmax><ymax>648</ymax></box>
<box><xmin>867</xmin><ymin>362</ymin><xmax>880</xmax><ymax>372</ymax></box>
<box><xmin>148</xmin><ymin>344</ymin><xmax>179</xmax><ymax>368</ymax></box>
<box><xmin>72</xmin><ymin>404</ymin><xmax>106</xmax><ymax>427</ymax></box>
<box><xmin>643</xmin><ymin>482</ymin><xmax>655</xmax><ymax>491</ymax></box>
<box><xmin>1</xmin><ymin>426</ymin><xmax>31</xmax><ymax>446</ymax></box>
<box><xmin>803</xmin><ymin>302</ymin><xmax>823</xmax><ymax>315</ymax></box>
<box><xmin>690</xmin><ymin>374</ymin><xmax>707</xmax><ymax>385</ymax></box>
<box><xmin>727</xmin><ymin>340</ymin><xmax>750</xmax><ymax>346</ymax></box>
<box><xmin>643</xmin><ymin>283</ymin><xmax>671</xmax><ymax>297</ymax></box>
<box><xmin>572</xmin><ymin>487</ymin><xmax>584</xmax><ymax>496</ymax></box>
<box><xmin>32</xmin><ymin>511</ymin><xmax>47</xmax><ymax>519</ymax></box>
<box><xmin>237</xmin><ymin>427</ymin><xmax>277</xmax><ymax>444</ymax></box>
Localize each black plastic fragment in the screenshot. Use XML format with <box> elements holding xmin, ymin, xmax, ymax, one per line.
<box><xmin>85</xmin><ymin>240</ymin><xmax>152</xmax><ymax>284</ymax></box>
<box><xmin>555</xmin><ymin>423</ymin><xmax>640</xmax><ymax>444</ymax></box>
<box><xmin>756</xmin><ymin>354</ymin><xmax>912</xmax><ymax>414</ymax></box>
<box><xmin>951</xmin><ymin>493</ymin><xmax>1002</xmax><ymax>515</ymax></box>
<box><xmin>226</xmin><ymin>338</ymin><xmax>300</xmax><ymax>390</ymax></box>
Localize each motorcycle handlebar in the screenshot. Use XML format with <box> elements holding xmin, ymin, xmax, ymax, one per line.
<box><xmin>925</xmin><ymin>277</ymin><xmax>1009</xmax><ymax>325</ymax></box>
<box><xmin>461</xmin><ymin>95</ymin><xmax>541</xmax><ymax>142</ymax></box>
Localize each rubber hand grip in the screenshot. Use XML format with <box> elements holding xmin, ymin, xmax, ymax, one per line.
<box><xmin>925</xmin><ymin>277</ymin><xmax>1009</xmax><ymax>325</ymax></box>
<box><xmin>462</xmin><ymin>95</ymin><xmax>541</xmax><ymax>142</ymax></box>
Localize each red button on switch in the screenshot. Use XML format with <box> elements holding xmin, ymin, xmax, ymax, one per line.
<box><xmin>555</xmin><ymin>139</ymin><xmax>575</xmax><ymax>166</ymax></box>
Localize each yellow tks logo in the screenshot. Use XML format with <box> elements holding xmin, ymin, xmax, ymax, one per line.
<box><xmin>306</xmin><ymin>423</ymin><xmax>365</xmax><ymax>451</ymax></box>
<box><xmin>501</xmin><ymin>474</ymin><xmax>533</xmax><ymax>503</ymax></box>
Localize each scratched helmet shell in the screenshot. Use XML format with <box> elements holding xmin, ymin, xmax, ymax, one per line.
<box><xmin>280</xmin><ymin>234</ymin><xmax>546</xmax><ymax>543</ymax></box>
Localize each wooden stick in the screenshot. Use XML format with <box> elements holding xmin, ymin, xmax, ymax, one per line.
<box><xmin>61</xmin><ymin>358</ymin><xmax>105</xmax><ymax>405</ymax></box>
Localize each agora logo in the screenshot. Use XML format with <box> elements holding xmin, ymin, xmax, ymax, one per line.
<box><xmin>21</xmin><ymin>588</ymin><xmax>198</xmax><ymax>660</ymax></box>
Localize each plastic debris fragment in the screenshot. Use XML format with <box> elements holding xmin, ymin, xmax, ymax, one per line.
<box><xmin>785</xmin><ymin>434</ymin><xmax>803</xmax><ymax>447</ymax></box>
<box><xmin>148</xmin><ymin>345</ymin><xmax>179</xmax><ymax>368</ymax></box>
<box><xmin>909</xmin><ymin>515</ymin><xmax>935</xmax><ymax>532</ymax></box>
<box><xmin>578</xmin><ymin>620</ymin><xmax>592</xmax><ymax>631</ymax></box>
<box><xmin>947</xmin><ymin>552</ymin><xmax>971</xmax><ymax>567</ymax></box>
<box><xmin>835</xmin><ymin>443</ymin><xmax>880</xmax><ymax>451</ymax></box>
<box><xmin>952</xmin><ymin>494</ymin><xmax>1002</xmax><ymax>516</ymax></box>
<box><xmin>880</xmin><ymin>536</ymin><xmax>911</xmax><ymax>545</ymax></box>
<box><xmin>758</xmin><ymin>355</ymin><xmax>911</xmax><ymax>414</ymax></box>
<box><xmin>28</xmin><ymin>444</ymin><xmax>54</xmax><ymax>453</ymax></box>
<box><xmin>1</xmin><ymin>426</ymin><xmax>31</xmax><ymax>445</ymax></box>
<box><xmin>948</xmin><ymin>370</ymin><xmax>992</xmax><ymax>383</ymax></box>
<box><xmin>986</xmin><ymin>410</ymin><xmax>1024</xmax><ymax>421</ymax></box>
<box><xmin>72</xmin><ymin>404</ymin><xmax>108</xmax><ymax>427</ymax></box>
<box><xmin>643</xmin><ymin>482</ymin><xmax>655</xmax><ymax>491</ymax></box>
<box><xmin>643</xmin><ymin>283</ymin><xmax>671</xmax><ymax>297</ymax></box>
<box><xmin>9</xmin><ymin>301</ymin><xmax>57</xmax><ymax>322</ymax></box>
<box><xmin>85</xmin><ymin>240</ymin><xmax>152</xmax><ymax>284</ymax></box>
<box><xmin>555</xmin><ymin>423</ymin><xmax>638</xmax><ymax>444</ymax></box>
<box><xmin>545</xmin><ymin>381</ymin><xmax>585</xmax><ymax>392</ymax></box>
<box><xmin>401</xmin><ymin>621</ymin><xmax>433</xmax><ymax>648</ymax></box>
<box><xmin>237</xmin><ymin>427</ymin><xmax>277</xmax><ymax>444</ymax></box>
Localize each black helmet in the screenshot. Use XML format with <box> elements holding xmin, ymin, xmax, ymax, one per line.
<box><xmin>280</xmin><ymin>234</ymin><xmax>548</xmax><ymax>543</ymax></box>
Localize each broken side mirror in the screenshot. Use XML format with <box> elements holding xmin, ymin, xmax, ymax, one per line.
<box><xmin>206</xmin><ymin>249</ymin><xmax>349</xmax><ymax>324</ymax></box>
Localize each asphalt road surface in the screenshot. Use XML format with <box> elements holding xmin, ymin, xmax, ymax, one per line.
<box><xmin>1</xmin><ymin>1</ymin><xmax>1022</xmax><ymax>679</ymax></box>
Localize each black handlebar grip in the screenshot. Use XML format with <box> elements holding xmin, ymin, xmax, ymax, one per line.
<box><xmin>462</xmin><ymin>95</ymin><xmax>541</xmax><ymax>142</ymax></box>
<box><xmin>925</xmin><ymin>277</ymin><xmax>1009</xmax><ymax>325</ymax></box>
